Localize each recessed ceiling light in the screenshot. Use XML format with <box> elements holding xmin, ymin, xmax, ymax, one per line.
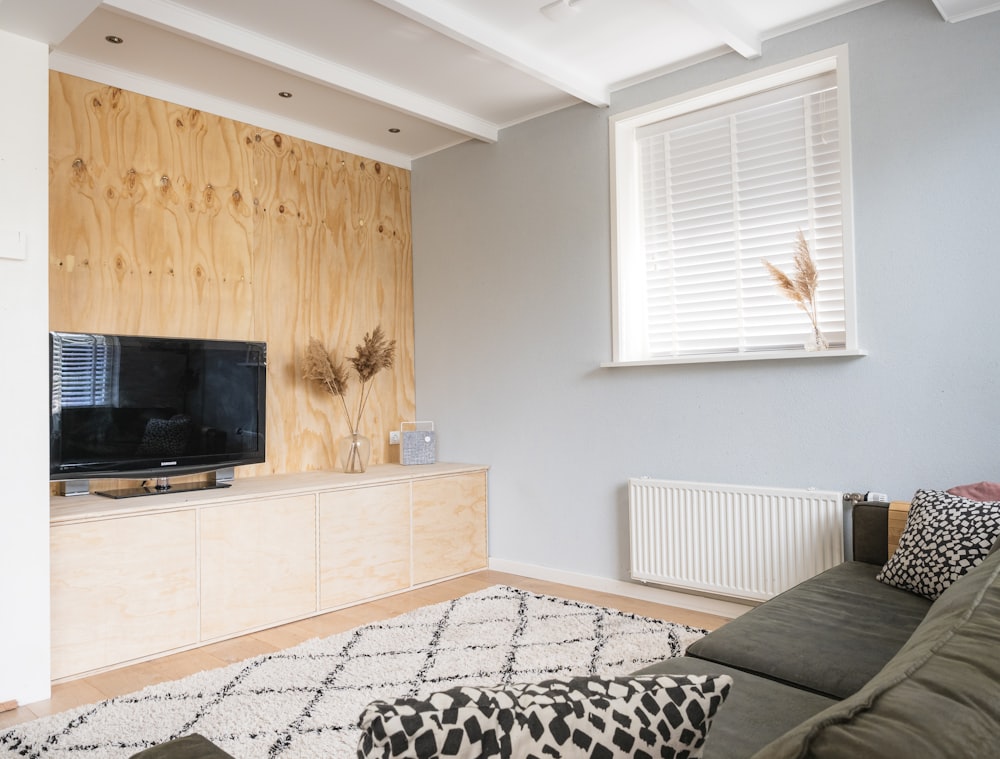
<box><xmin>540</xmin><ymin>0</ymin><xmax>582</xmax><ymax>21</ymax></box>
<box><xmin>278</xmin><ymin>91</ymin><xmax>293</xmax><ymax>99</ymax></box>
<box><xmin>388</xmin><ymin>128</ymin><xmax>401</xmax><ymax>134</ymax></box>
<box><xmin>105</xmin><ymin>35</ymin><xmax>124</xmax><ymax>44</ymax></box>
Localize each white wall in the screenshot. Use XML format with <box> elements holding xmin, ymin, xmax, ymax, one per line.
<box><xmin>0</xmin><ymin>30</ymin><xmax>51</xmax><ymax>704</ymax></box>
<box><xmin>411</xmin><ymin>0</ymin><xmax>1000</xmax><ymax>584</ymax></box>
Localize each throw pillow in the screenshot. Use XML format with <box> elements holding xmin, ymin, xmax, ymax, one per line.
<box><xmin>947</xmin><ymin>480</ymin><xmax>1000</xmax><ymax>501</ymax></box>
<box><xmin>876</xmin><ymin>489</ymin><xmax>1000</xmax><ymax>599</ymax></box>
<box><xmin>357</xmin><ymin>673</ymin><xmax>732</xmax><ymax>759</ymax></box>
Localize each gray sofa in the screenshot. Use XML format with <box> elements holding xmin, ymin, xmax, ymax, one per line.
<box><xmin>637</xmin><ymin>502</ymin><xmax>1000</xmax><ymax>758</ymax></box>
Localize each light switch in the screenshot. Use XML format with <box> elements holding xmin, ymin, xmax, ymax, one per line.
<box><xmin>0</xmin><ymin>231</ymin><xmax>27</xmax><ymax>261</ymax></box>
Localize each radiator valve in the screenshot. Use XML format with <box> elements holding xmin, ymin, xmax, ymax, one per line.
<box><xmin>844</xmin><ymin>491</ymin><xmax>888</xmax><ymax>504</ymax></box>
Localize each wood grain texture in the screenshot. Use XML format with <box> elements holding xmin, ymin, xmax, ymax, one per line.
<box><xmin>48</xmin><ymin>465</ymin><xmax>489</xmax><ymax>680</ymax></box>
<box><xmin>412</xmin><ymin>472</ymin><xmax>488</xmax><ymax>585</ymax></box>
<box><xmin>48</xmin><ymin>72</ymin><xmax>415</xmax><ymax>485</ymax></box>
<box><xmin>50</xmin><ymin>510</ymin><xmax>199</xmax><ymax>680</ymax></box>
<box><xmin>48</xmin><ymin>74</ymin><xmax>255</xmax><ymax>339</ymax></box>
<box><xmin>318</xmin><ymin>483</ymin><xmax>411</xmax><ymax>608</ymax></box>
<box><xmin>199</xmin><ymin>494</ymin><xmax>318</xmax><ymax>640</ymax></box>
<box><xmin>888</xmin><ymin>500</ymin><xmax>911</xmax><ymax>558</ymax></box>
<box><xmin>250</xmin><ymin>133</ymin><xmax>415</xmax><ymax>476</ymax></box>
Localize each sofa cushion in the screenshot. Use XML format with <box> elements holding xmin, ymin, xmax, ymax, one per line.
<box><xmin>128</xmin><ymin>734</ymin><xmax>234</xmax><ymax>759</ymax></box>
<box><xmin>357</xmin><ymin>674</ymin><xmax>732</xmax><ymax>759</ymax></box>
<box><xmin>685</xmin><ymin>561</ymin><xmax>931</xmax><ymax>699</ymax></box>
<box><xmin>876</xmin><ymin>489</ymin><xmax>1000</xmax><ymax>599</ymax></box>
<box><xmin>633</xmin><ymin>657</ymin><xmax>837</xmax><ymax>759</ymax></box>
<box><xmin>753</xmin><ymin>548</ymin><xmax>1000</xmax><ymax>758</ymax></box>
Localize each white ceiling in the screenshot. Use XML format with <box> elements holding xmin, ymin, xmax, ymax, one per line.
<box><xmin>1</xmin><ymin>0</ymin><xmax>996</xmax><ymax>168</ymax></box>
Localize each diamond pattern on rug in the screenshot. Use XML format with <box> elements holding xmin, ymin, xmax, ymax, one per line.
<box><xmin>1</xmin><ymin>585</ymin><xmax>705</xmax><ymax>759</ymax></box>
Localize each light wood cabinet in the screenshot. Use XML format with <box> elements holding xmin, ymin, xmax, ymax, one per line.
<box><xmin>50</xmin><ymin>510</ymin><xmax>198</xmax><ymax>680</ymax></box>
<box><xmin>319</xmin><ymin>483</ymin><xmax>411</xmax><ymax>609</ymax></box>
<box><xmin>413</xmin><ymin>471</ymin><xmax>488</xmax><ymax>585</ymax></box>
<box><xmin>50</xmin><ymin>463</ymin><xmax>487</xmax><ymax>681</ymax></box>
<box><xmin>200</xmin><ymin>495</ymin><xmax>317</xmax><ymax>640</ymax></box>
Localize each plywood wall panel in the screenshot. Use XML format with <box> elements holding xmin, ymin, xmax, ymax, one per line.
<box><xmin>49</xmin><ymin>75</ymin><xmax>255</xmax><ymax>340</ymax></box>
<box><xmin>48</xmin><ymin>72</ymin><xmax>415</xmax><ymax>480</ymax></box>
<box><xmin>250</xmin><ymin>133</ymin><xmax>414</xmax><ymax>474</ymax></box>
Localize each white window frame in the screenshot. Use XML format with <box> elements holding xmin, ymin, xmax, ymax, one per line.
<box><xmin>607</xmin><ymin>46</ymin><xmax>863</xmax><ymax>367</ymax></box>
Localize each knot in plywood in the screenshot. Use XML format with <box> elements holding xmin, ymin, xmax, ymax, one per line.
<box><xmin>70</xmin><ymin>158</ymin><xmax>93</xmax><ymax>188</ymax></box>
<box><xmin>203</xmin><ymin>184</ymin><xmax>218</xmax><ymax>211</ymax></box>
<box><xmin>113</xmin><ymin>254</ymin><xmax>129</xmax><ymax>281</ymax></box>
<box><xmin>122</xmin><ymin>168</ymin><xmax>140</xmax><ymax>197</ymax></box>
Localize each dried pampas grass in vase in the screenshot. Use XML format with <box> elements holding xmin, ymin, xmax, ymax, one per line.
<box><xmin>762</xmin><ymin>231</ymin><xmax>829</xmax><ymax>351</ymax></box>
<box><xmin>303</xmin><ymin>326</ymin><xmax>396</xmax><ymax>472</ymax></box>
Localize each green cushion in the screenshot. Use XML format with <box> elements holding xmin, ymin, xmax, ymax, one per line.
<box><xmin>752</xmin><ymin>549</ymin><xmax>1000</xmax><ymax>758</ymax></box>
<box><xmin>634</xmin><ymin>657</ymin><xmax>837</xmax><ymax>759</ymax></box>
<box><xmin>686</xmin><ymin>562</ymin><xmax>931</xmax><ymax>698</ymax></box>
<box><xmin>128</xmin><ymin>734</ymin><xmax>234</xmax><ymax>759</ymax></box>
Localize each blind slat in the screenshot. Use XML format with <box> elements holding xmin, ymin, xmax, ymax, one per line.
<box><xmin>631</xmin><ymin>71</ymin><xmax>849</xmax><ymax>358</ymax></box>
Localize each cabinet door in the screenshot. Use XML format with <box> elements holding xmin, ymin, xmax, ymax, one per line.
<box><xmin>412</xmin><ymin>472</ymin><xmax>488</xmax><ymax>585</ymax></box>
<box><xmin>51</xmin><ymin>510</ymin><xmax>198</xmax><ymax>680</ymax></box>
<box><xmin>319</xmin><ymin>482</ymin><xmax>411</xmax><ymax>609</ymax></box>
<box><xmin>200</xmin><ymin>494</ymin><xmax>316</xmax><ymax>640</ymax></box>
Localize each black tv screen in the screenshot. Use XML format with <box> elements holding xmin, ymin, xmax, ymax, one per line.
<box><xmin>50</xmin><ymin>332</ymin><xmax>266</xmax><ymax>485</ymax></box>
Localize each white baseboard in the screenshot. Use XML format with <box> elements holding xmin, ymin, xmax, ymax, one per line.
<box><xmin>488</xmin><ymin>558</ymin><xmax>753</xmax><ymax>619</ymax></box>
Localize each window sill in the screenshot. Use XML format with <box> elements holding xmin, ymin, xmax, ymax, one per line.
<box><xmin>601</xmin><ymin>348</ymin><xmax>867</xmax><ymax>368</ymax></box>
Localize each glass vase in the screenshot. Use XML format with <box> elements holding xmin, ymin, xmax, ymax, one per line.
<box><xmin>805</xmin><ymin>324</ymin><xmax>829</xmax><ymax>352</ymax></box>
<box><xmin>339</xmin><ymin>432</ymin><xmax>371</xmax><ymax>473</ymax></box>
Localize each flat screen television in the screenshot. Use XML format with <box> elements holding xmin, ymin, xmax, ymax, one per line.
<box><xmin>50</xmin><ymin>331</ymin><xmax>266</xmax><ymax>498</ymax></box>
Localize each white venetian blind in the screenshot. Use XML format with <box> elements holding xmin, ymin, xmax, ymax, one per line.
<box><xmin>632</xmin><ymin>71</ymin><xmax>846</xmax><ymax>358</ymax></box>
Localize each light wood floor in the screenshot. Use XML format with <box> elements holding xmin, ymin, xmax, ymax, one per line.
<box><xmin>0</xmin><ymin>570</ymin><xmax>730</xmax><ymax>730</ymax></box>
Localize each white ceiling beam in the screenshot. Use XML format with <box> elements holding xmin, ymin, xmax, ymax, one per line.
<box><xmin>670</xmin><ymin>0</ymin><xmax>762</xmax><ymax>59</ymax></box>
<box><xmin>932</xmin><ymin>0</ymin><xmax>1000</xmax><ymax>22</ymax></box>
<box><xmin>102</xmin><ymin>0</ymin><xmax>498</xmax><ymax>142</ymax></box>
<box><xmin>369</xmin><ymin>0</ymin><xmax>610</xmax><ymax>107</ymax></box>
<box><xmin>0</xmin><ymin>0</ymin><xmax>102</xmax><ymax>45</ymax></box>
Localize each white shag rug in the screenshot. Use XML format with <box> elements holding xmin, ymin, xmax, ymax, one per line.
<box><xmin>1</xmin><ymin>585</ymin><xmax>704</xmax><ymax>758</ymax></box>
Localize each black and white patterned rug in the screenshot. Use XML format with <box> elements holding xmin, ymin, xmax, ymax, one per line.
<box><xmin>1</xmin><ymin>585</ymin><xmax>704</xmax><ymax>758</ymax></box>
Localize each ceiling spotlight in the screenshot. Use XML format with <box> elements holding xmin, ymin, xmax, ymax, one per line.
<box><xmin>540</xmin><ymin>0</ymin><xmax>583</xmax><ymax>21</ymax></box>
<box><xmin>278</xmin><ymin>91</ymin><xmax>293</xmax><ymax>98</ymax></box>
<box><xmin>388</xmin><ymin>128</ymin><xmax>401</xmax><ymax>134</ymax></box>
<box><xmin>105</xmin><ymin>35</ymin><xmax>124</xmax><ymax>44</ymax></box>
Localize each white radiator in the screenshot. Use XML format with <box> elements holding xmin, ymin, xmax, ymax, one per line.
<box><xmin>629</xmin><ymin>478</ymin><xmax>844</xmax><ymax>603</ymax></box>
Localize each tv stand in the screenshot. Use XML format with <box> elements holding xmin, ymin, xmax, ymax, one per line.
<box><xmin>95</xmin><ymin>479</ymin><xmax>232</xmax><ymax>499</ymax></box>
<box><xmin>49</xmin><ymin>463</ymin><xmax>488</xmax><ymax>681</ymax></box>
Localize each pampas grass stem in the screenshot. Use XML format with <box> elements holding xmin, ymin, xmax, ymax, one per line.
<box><xmin>303</xmin><ymin>327</ymin><xmax>397</xmax><ymax>437</ymax></box>
<box><xmin>762</xmin><ymin>231</ymin><xmax>828</xmax><ymax>349</ymax></box>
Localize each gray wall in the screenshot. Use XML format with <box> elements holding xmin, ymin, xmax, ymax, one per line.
<box><xmin>411</xmin><ymin>0</ymin><xmax>1000</xmax><ymax>582</ymax></box>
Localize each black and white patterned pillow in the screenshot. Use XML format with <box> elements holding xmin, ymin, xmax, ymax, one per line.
<box><xmin>357</xmin><ymin>673</ymin><xmax>731</xmax><ymax>759</ymax></box>
<box><xmin>877</xmin><ymin>489</ymin><xmax>1000</xmax><ymax>600</ymax></box>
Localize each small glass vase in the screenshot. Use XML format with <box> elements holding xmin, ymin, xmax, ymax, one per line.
<box><xmin>339</xmin><ymin>432</ymin><xmax>371</xmax><ymax>473</ymax></box>
<box><xmin>805</xmin><ymin>324</ymin><xmax>829</xmax><ymax>352</ymax></box>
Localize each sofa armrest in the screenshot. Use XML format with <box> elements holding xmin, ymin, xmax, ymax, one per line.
<box><xmin>852</xmin><ymin>502</ymin><xmax>889</xmax><ymax>565</ymax></box>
